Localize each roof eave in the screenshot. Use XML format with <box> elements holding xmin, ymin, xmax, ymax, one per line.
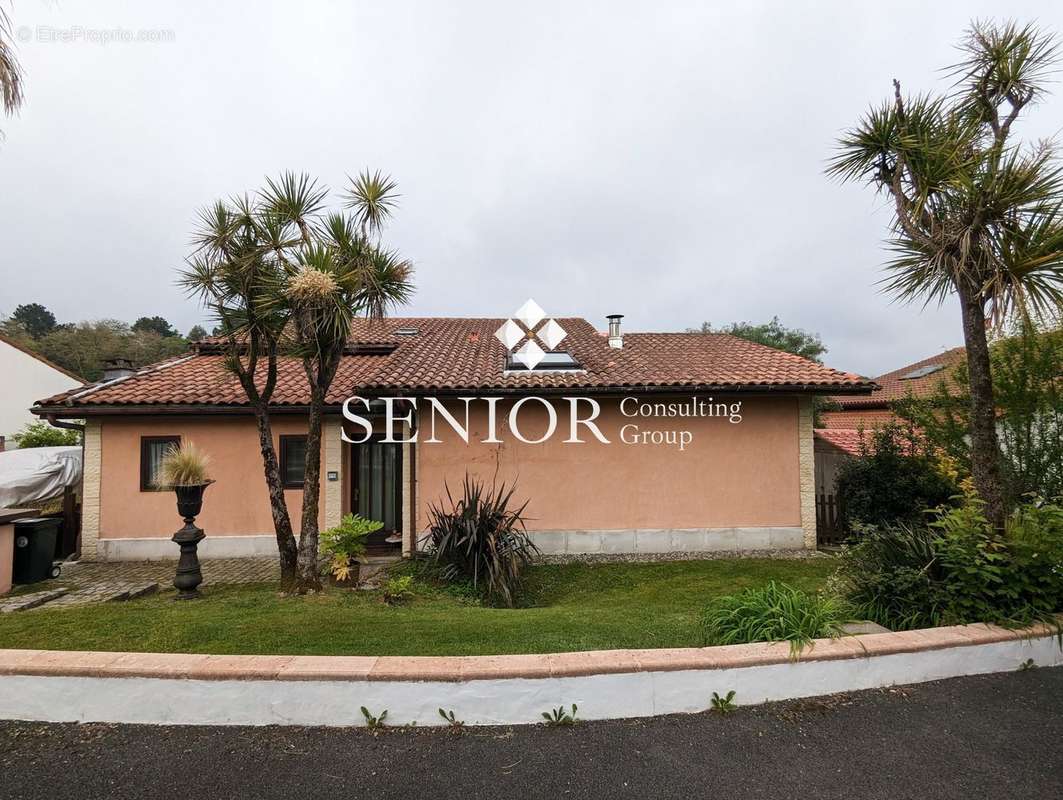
<box><xmin>33</xmin><ymin>381</ymin><xmax>876</xmax><ymax>417</ymax></box>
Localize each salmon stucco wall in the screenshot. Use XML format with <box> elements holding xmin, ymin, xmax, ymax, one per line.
<box><xmin>94</xmin><ymin>416</ymin><xmax>325</xmax><ymax>559</ymax></box>
<box><xmin>85</xmin><ymin>393</ymin><xmax>812</xmax><ymax>559</ymax></box>
<box><xmin>412</xmin><ymin>394</ymin><xmax>806</xmax><ymax>552</ymax></box>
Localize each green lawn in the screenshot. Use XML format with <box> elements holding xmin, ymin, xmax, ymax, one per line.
<box><xmin>0</xmin><ymin>558</ymin><xmax>836</xmax><ymax>656</ymax></box>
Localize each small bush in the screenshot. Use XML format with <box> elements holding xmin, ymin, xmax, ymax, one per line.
<box><xmin>425</xmin><ymin>475</ymin><xmax>539</xmax><ymax>607</ymax></box>
<box><xmin>701</xmin><ymin>581</ymin><xmax>850</xmax><ymax>655</ymax></box>
<box><xmin>321</xmin><ymin>514</ymin><xmax>382</xmax><ymax>580</ymax></box>
<box><xmin>382</xmin><ymin>575</ymin><xmax>414</xmax><ymax>605</ymax></box>
<box><xmin>11</xmin><ymin>421</ymin><xmax>80</xmax><ymax>448</ymax></box>
<box><xmin>839</xmin><ymin>493</ymin><xmax>1063</xmax><ymax>630</ymax></box>
<box><xmin>836</xmin><ymin>523</ymin><xmax>949</xmax><ymax>629</ymax></box>
<box><xmin>835</xmin><ymin>423</ymin><xmax>957</xmax><ymax>528</ymax></box>
<box><xmin>156</xmin><ymin>441</ymin><xmax>210</xmax><ymax>487</ymax></box>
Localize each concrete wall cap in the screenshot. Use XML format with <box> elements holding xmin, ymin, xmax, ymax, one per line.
<box><xmin>0</xmin><ymin>621</ymin><xmax>1055</xmax><ymax>683</ymax></box>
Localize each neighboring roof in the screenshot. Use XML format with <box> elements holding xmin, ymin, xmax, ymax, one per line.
<box><xmin>830</xmin><ymin>347</ymin><xmax>965</xmax><ymax>409</ymax></box>
<box><xmin>33</xmin><ymin>317</ymin><xmax>873</xmax><ymax>414</ymax></box>
<box><xmin>814</xmin><ymin>428</ymin><xmax>865</xmax><ymax>456</ymax></box>
<box><xmin>0</xmin><ymin>333</ymin><xmax>85</xmax><ymax>383</ymax></box>
<box><xmin>820</xmin><ymin>408</ymin><xmax>898</xmax><ymax>430</ymax></box>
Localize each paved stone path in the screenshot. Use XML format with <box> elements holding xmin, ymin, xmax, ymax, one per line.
<box><xmin>1</xmin><ymin>558</ymin><xmax>279</xmax><ymax>611</ymax></box>
<box><xmin>0</xmin><ymin>589</ymin><xmax>69</xmax><ymax>613</ymax></box>
<box><xmin>58</xmin><ymin>557</ymin><xmax>279</xmax><ymax>588</ymax></box>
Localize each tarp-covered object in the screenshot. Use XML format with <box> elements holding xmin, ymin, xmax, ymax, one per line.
<box><xmin>0</xmin><ymin>446</ymin><xmax>82</xmax><ymax>508</ymax></box>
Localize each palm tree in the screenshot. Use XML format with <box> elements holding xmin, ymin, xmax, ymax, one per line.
<box><xmin>828</xmin><ymin>20</ymin><xmax>1063</xmax><ymax>530</ymax></box>
<box><xmin>181</xmin><ymin>172</ymin><xmax>412</xmax><ymax>592</ymax></box>
<box><xmin>180</xmin><ymin>193</ymin><xmax>303</xmax><ymax>588</ymax></box>
<box><xmin>269</xmin><ymin>172</ymin><xmax>413</xmax><ymax>592</ymax></box>
<box><xmin>1</xmin><ymin>2</ymin><xmax>25</xmax><ymax>131</ymax></box>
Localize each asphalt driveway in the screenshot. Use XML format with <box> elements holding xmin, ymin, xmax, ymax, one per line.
<box><xmin>1</xmin><ymin>668</ymin><xmax>1061</xmax><ymax>800</ymax></box>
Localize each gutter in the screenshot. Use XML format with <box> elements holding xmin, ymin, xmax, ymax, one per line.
<box><xmin>44</xmin><ymin>415</ymin><xmax>84</xmax><ymax>433</ymax></box>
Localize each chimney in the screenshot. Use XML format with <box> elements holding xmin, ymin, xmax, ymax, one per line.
<box><xmin>606</xmin><ymin>314</ymin><xmax>624</xmax><ymax>349</ymax></box>
<box><xmin>102</xmin><ymin>357</ymin><xmax>135</xmax><ymax>381</ymax></box>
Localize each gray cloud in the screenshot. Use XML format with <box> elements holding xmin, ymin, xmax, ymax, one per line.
<box><xmin>2</xmin><ymin>0</ymin><xmax>1061</xmax><ymax>376</ymax></box>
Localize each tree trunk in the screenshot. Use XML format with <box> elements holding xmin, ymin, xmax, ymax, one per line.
<box><xmin>956</xmin><ymin>282</ymin><xmax>1007</xmax><ymax>531</ymax></box>
<box><xmin>294</xmin><ymin>384</ymin><xmax>325</xmax><ymax>593</ymax></box>
<box><xmin>252</xmin><ymin>401</ymin><xmax>299</xmax><ymax>589</ymax></box>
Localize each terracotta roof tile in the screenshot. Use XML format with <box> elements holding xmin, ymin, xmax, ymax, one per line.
<box><xmin>820</xmin><ymin>409</ymin><xmax>900</xmax><ymax>430</ymax></box>
<box><xmin>35</xmin><ymin>317</ymin><xmax>873</xmax><ymax>411</ymax></box>
<box><xmin>814</xmin><ymin>428</ymin><xmax>866</xmax><ymax>456</ymax></box>
<box><xmin>831</xmin><ymin>347</ymin><xmax>965</xmax><ymax>409</ymax></box>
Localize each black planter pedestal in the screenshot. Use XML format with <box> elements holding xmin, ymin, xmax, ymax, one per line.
<box><xmin>171</xmin><ymin>482</ymin><xmax>211</xmax><ymax>600</ymax></box>
<box><xmin>172</xmin><ymin>523</ymin><xmax>206</xmax><ymax>600</ymax></box>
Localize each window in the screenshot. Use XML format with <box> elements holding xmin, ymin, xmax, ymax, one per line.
<box><xmin>505</xmin><ymin>351</ymin><xmax>582</xmax><ymax>371</ymax></box>
<box><xmin>140</xmin><ymin>436</ymin><xmax>180</xmax><ymax>491</ymax></box>
<box><xmin>280</xmin><ymin>435</ymin><xmax>308</xmax><ymax>488</ymax></box>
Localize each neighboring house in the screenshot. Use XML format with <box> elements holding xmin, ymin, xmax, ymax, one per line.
<box><xmin>815</xmin><ymin>346</ymin><xmax>966</xmax><ymax>457</ymax></box>
<box><xmin>811</xmin><ymin>347</ymin><xmax>964</xmax><ymax>542</ymax></box>
<box><xmin>0</xmin><ymin>334</ymin><xmax>84</xmax><ymax>450</ymax></box>
<box><xmin>32</xmin><ymin>316</ymin><xmax>871</xmax><ymax>561</ymax></box>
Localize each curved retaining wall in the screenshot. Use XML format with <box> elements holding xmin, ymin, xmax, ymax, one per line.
<box><xmin>0</xmin><ymin>623</ymin><xmax>1059</xmax><ymax>727</ymax></box>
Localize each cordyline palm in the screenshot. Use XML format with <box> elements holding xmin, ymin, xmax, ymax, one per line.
<box><xmin>179</xmin><ymin>192</ymin><xmax>302</xmax><ymax>587</ymax></box>
<box><xmin>1</xmin><ymin>2</ymin><xmax>25</xmax><ymax>132</ymax></box>
<box><xmin>828</xmin><ymin>20</ymin><xmax>1063</xmax><ymax>530</ymax></box>
<box><xmin>263</xmin><ymin>172</ymin><xmax>413</xmax><ymax>592</ymax></box>
<box><xmin>180</xmin><ymin>172</ymin><xmax>412</xmax><ymax>592</ymax></box>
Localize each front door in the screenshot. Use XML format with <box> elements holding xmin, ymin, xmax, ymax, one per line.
<box><xmin>352</xmin><ymin>440</ymin><xmax>403</xmax><ymax>553</ymax></box>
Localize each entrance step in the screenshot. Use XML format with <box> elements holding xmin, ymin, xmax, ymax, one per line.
<box><xmin>358</xmin><ymin>557</ymin><xmax>400</xmax><ymax>589</ymax></box>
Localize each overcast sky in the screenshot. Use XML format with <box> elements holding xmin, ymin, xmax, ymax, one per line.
<box><xmin>2</xmin><ymin>1</ymin><xmax>1062</xmax><ymax>376</ymax></box>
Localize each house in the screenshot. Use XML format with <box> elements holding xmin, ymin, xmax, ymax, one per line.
<box><xmin>812</xmin><ymin>344</ymin><xmax>965</xmax><ymax>461</ymax></box>
<box><xmin>0</xmin><ymin>334</ymin><xmax>84</xmax><ymax>450</ymax></box>
<box><xmin>811</xmin><ymin>347</ymin><xmax>964</xmax><ymax>541</ymax></box>
<box><xmin>32</xmin><ymin>315</ymin><xmax>872</xmax><ymax>561</ymax></box>
<box><xmin>815</xmin><ymin>346</ymin><xmax>966</xmax><ymax>457</ymax></box>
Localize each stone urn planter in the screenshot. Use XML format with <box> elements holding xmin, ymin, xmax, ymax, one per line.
<box><xmin>171</xmin><ymin>480</ymin><xmax>214</xmax><ymax>600</ymax></box>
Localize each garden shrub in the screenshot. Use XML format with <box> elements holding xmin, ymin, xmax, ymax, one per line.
<box><xmin>835</xmin><ymin>522</ymin><xmax>948</xmax><ymax>629</ymax></box>
<box><xmin>11</xmin><ymin>421</ymin><xmax>80</xmax><ymax>448</ymax></box>
<box><xmin>895</xmin><ymin>324</ymin><xmax>1063</xmax><ymax>506</ymax></box>
<box><xmin>701</xmin><ymin>581</ymin><xmax>850</xmax><ymax>655</ymax></box>
<box><xmin>835</xmin><ymin>423</ymin><xmax>957</xmax><ymax>528</ymax></box>
<box><xmin>839</xmin><ymin>492</ymin><xmax>1063</xmax><ymax>630</ymax></box>
<box><xmin>424</xmin><ymin>475</ymin><xmax>539</xmax><ymax>607</ymax></box>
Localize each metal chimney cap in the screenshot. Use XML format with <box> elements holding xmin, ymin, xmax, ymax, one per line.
<box><xmin>606</xmin><ymin>314</ymin><xmax>624</xmax><ymax>320</ymax></box>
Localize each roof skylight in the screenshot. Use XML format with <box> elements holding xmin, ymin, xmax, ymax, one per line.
<box><xmin>899</xmin><ymin>364</ymin><xmax>944</xmax><ymax>380</ymax></box>
<box><xmin>505</xmin><ymin>351</ymin><xmax>582</xmax><ymax>371</ymax></box>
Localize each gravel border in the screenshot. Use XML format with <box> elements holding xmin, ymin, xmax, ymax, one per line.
<box><xmin>535</xmin><ymin>548</ymin><xmax>833</xmax><ymax>565</ymax></box>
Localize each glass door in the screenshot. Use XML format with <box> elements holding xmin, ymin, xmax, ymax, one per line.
<box><xmin>353</xmin><ymin>440</ymin><xmax>403</xmax><ymax>549</ymax></box>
